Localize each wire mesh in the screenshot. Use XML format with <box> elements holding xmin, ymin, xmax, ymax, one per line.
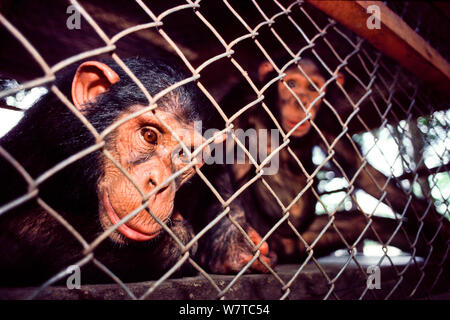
<box><xmin>0</xmin><ymin>0</ymin><xmax>448</xmax><ymax>300</ymax></box>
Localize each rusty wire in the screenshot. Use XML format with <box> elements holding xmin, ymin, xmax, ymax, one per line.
<box><xmin>0</xmin><ymin>0</ymin><xmax>448</xmax><ymax>300</ymax></box>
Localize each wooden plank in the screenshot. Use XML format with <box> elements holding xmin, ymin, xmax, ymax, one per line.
<box><xmin>1</xmin><ymin>257</ymin><xmax>445</xmax><ymax>300</ymax></box>
<box><xmin>306</xmin><ymin>0</ymin><xmax>450</xmax><ymax>97</ymax></box>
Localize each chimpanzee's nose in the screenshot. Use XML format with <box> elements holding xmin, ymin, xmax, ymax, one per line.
<box><xmin>148</xmin><ymin>166</ymin><xmax>171</xmax><ymax>194</ymax></box>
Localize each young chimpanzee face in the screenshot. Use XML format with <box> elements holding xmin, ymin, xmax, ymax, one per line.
<box><xmin>98</xmin><ymin>106</ymin><xmax>206</xmax><ymax>243</ymax></box>
<box><xmin>258</xmin><ymin>58</ymin><xmax>344</xmax><ymax>138</ymax></box>
<box><xmin>71</xmin><ymin>60</ymin><xmax>207</xmax><ymax>244</ymax></box>
<box><xmin>277</xmin><ymin>61</ymin><xmax>326</xmax><ymax>138</ymax></box>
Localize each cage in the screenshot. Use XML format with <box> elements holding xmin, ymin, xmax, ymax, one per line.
<box><xmin>0</xmin><ymin>0</ymin><xmax>449</xmax><ymax>300</ymax></box>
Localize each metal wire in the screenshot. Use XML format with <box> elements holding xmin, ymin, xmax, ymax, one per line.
<box><xmin>0</xmin><ymin>0</ymin><xmax>448</xmax><ymax>300</ymax></box>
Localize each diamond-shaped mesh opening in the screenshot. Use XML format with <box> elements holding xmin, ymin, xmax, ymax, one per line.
<box><xmin>0</xmin><ymin>0</ymin><xmax>448</xmax><ymax>300</ymax></box>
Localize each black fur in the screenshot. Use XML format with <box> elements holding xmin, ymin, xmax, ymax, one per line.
<box><xmin>0</xmin><ymin>57</ymin><xmax>211</xmax><ymax>286</ymax></box>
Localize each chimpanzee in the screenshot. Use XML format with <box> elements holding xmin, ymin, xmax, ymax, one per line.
<box><xmin>0</xmin><ymin>56</ymin><xmax>271</xmax><ymax>286</ymax></box>
<box><xmin>217</xmin><ymin>54</ymin><xmax>447</xmax><ymax>266</ymax></box>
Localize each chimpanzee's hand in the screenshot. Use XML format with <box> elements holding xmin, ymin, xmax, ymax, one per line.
<box><xmin>201</xmin><ymin>224</ymin><xmax>277</xmax><ymax>274</ymax></box>
<box><xmin>152</xmin><ymin>212</ymin><xmax>198</xmax><ymax>276</ymax></box>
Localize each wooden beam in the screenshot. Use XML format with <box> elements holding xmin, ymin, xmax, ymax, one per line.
<box><xmin>306</xmin><ymin>1</ymin><xmax>450</xmax><ymax>97</ymax></box>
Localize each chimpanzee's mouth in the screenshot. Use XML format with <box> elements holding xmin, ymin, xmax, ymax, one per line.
<box><xmin>102</xmin><ymin>190</ymin><xmax>160</xmax><ymax>241</ymax></box>
<box><xmin>284</xmin><ymin>118</ymin><xmax>310</xmax><ymax>130</ymax></box>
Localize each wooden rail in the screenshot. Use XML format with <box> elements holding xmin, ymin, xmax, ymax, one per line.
<box><xmin>307</xmin><ymin>0</ymin><xmax>450</xmax><ymax>97</ymax></box>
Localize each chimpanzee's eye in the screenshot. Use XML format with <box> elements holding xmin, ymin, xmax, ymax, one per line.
<box><xmin>287</xmin><ymin>79</ymin><xmax>297</xmax><ymax>88</ymax></box>
<box><xmin>141</xmin><ymin>127</ymin><xmax>158</xmax><ymax>145</ymax></box>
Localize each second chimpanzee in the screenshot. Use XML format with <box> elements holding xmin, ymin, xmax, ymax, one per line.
<box><xmin>216</xmin><ymin>54</ymin><xmax>447</xmax><ymax>268</ymax></box>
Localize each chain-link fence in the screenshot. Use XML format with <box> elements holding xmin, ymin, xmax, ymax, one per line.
<box><xmin>0</xmin><ymin>0</ymin><xmax>449</xmax><ymax>300</ymax></box>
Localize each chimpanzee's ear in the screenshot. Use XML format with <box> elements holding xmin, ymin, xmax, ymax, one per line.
<box><xmin>337</xmin><ymin>72</ymin><xmax>345</xmax><ymax>86</ymax></box>
<box><xmin>258</xmin><ymin>61</ymin><xmax>274</xmax><ymax>83</ymax></box>
<box><xmin>71</xmin><ymin>61</ymin><xmax>120</xmax><ymax>111</ymax></box>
